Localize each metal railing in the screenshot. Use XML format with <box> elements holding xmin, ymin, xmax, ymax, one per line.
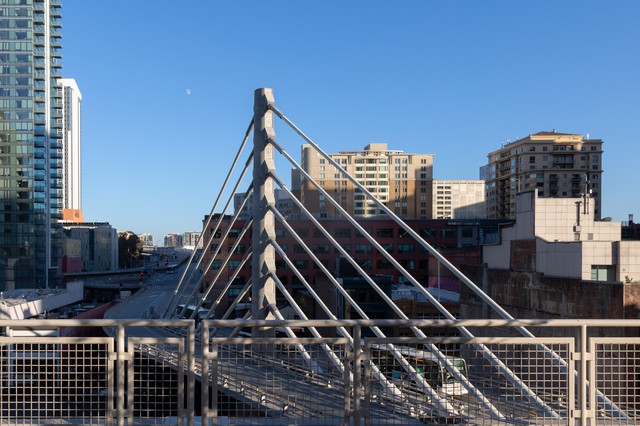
<box><xmin>1</xmin><ymin>318</ymin><xmax>639</xmax><ymax>425</ymax></box>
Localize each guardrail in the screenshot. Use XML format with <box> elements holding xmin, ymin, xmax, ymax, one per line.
<box><xmin>0</xmin><ymin>318</ymin><xmax>639</xmax><ymax>425</ymax></box>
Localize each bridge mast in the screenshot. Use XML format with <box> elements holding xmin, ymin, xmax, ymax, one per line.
<box><xmin>251</xmin><ymin>88</ymin><xmax>277</xmax><ymax>335</ymax></box>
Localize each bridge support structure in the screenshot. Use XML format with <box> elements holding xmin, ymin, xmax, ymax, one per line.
<box><xmin>251</xmin><ymin>88</ymin><xmax>277</xmax><ymax>336</ymax></box>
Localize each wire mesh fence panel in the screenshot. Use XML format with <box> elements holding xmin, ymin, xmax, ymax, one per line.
<box><xmin>459</xmin><ymin>340</ymin><xmax>572</xmax><ymax>425</ymax></box>
<box><xmin>364</xmin><ymin>341</ymin><xmax>464</xmax><ymax>424</ymax></box>
<box><xmin>129</xmin><ymin>339</ymin><xmax>186</xmax><ymax>425</ymax></box>
<box><xmin>364</xmin><ymin>338</ymin><xmax>573</xmax><ymax>425</ymax></box>
<box><xmin>0</xmin><ymin>337</ymin><xmax>113</xmax><ymax>425</ymax></box>
<box><xmin>206</xmin><ymin>337</ymin><xmax>350</xmax><ymax>425</ymax></box>
<box><xmin>592</xmin><ymin>339</ymin><xmax>640</xmax><ymax>425</ymax></box>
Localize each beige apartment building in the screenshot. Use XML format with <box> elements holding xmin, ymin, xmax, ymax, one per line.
<box><xmin>482</xmin><ymin>131</ymin><xmax>603</xmax><ymax>219</ymax></box>
<box><xmin>432</xmin><ymin>180</ymin><xmax>486</xmax><ymax>219</ymax></box>
<box><xmin>299</xmin><ymin>143</ymin><xmax>434</xmax><ymax>219</ymax></box>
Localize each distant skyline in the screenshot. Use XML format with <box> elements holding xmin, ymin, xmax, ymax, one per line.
<box><xmin>61</xmin><ymin>1</ymin><xmax>640</xmax><ymax>245</ymax></box>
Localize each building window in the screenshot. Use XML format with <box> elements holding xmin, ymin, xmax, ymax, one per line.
<box><xmin>355</xmin><ymin>244</ymin><xmax>372</xmax><ymax>254</ymax></box>
<box><xmin>228</xmin><ymin>260</ymin><xmax>241</xmax><ymax>269</ymax></box>
<box><xmin>377</xmin><ymin>228</ymin><xmax>394</xmax><ymax>238</ymax></box>
<box><xmin>441</xmin><ymin>228</ymin><xmax>456</xmax><ymax>238</ymax></box>
<box><xmin>377</xmin><ymin>259</ymin><xmax>391</xmax><ymax>269</ymax></box>
<box><xmin>397</xmin><ymin>244</ymin><xmax>414</xmax><ymax>254</ymax></box>
<box><xmin>313</xmin><ymin>244</ymin><xmax>330</xmax><ymax>253</ymax></box>
<box><xmin>399</xmin><ymin>259</ymin><xmax>415</xmax><ymax>270</ymax></box>
<box><xmin>228</xmin><ymin>244</ymin><xmax>244</xmax><ymax>254</ymax></box>
<box><xmin>294</xmin><ymin>259</ymin><xmax>308</xmax><ymax>269</ymax></box>
<box><xmin>379</xmin><ymin>243</ymin><xmax>393</xmax><ymax>254</ymax></box>
<box><xmin>591</xmin><ymin>265</ymin><xmax>615</xmax><ymax>282</ymax></box>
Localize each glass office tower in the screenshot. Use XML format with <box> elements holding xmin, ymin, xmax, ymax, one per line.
<box><xmin>0</xmin><ymin>0</ymin><xmax>63</xmax><ymax>290</ymax></box>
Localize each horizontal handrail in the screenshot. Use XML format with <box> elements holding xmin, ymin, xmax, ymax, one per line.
<box><xmin>2</xmin><ymin>318</ymin><xmax>640</xmax><ymax>328</ymax></box>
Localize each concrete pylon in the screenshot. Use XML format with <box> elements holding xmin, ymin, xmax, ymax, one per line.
<box><xmin>251</xmin><ymin>88</ymin><xmax>277</xmax><ymax>336</ymax></box>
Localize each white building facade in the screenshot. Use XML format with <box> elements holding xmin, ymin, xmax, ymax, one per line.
<box><xmin>484</xmin><ymin>190</ymin><xmax>640</xmax><ymax>282</ymax></box>
<box><xmin>61</xmin><ymin>78</ymin><xmax>82</xmax><ymax>210</ymax></box>
<box><xmin>432</xmin><ymin>180</ymin><xmax>486</xmax><ymax>219</ymax></box>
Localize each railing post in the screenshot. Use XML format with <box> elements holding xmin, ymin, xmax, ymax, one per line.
<box><xmin>251</xmin><ymin>88</ymin><xmax>277</xmax><ymax>336</ymax></box>
<box><xmin>202</xmin><ymin>322</ymin><xmax>211</xmax><ymax>425</ymax></box>
<box><xmin>116</xmin><ymin>324</ymin><xmax>126</xmax><ymax>426</ymax></box>
<box><xmin>353</xmin><ymin>325</ymin><xmax>362</xmax><ymax>426</ymax></box>
<box><xmin>363</xmin><ymin>338</ymin><xmax>372</xmax><ymax>426</ymax></box>
<box><xmin>579</xmin><ymin>324</ymin><xmax>589</xmax><ymax>426</ymax></box>
<box><xmin>186</xmin><ymin>321</ymin><xmax>196</xmax><ymax>425</ymax></box>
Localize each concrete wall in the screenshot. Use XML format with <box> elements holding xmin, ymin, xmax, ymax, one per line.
<box><xmin>461</xmin><ymin>266</ymin><xmax>630</xmax><ymax>336</ymax></box>
<box><xmin>536</xmin><ymin>239</ymin><xmax>582</xmax><ymax>278</ymax></box>
<box><xmin>534</xmin><ymin>194</ymin><xmax>620</xmax><ymax>243</ymax></box>
<box><xmin>618</xmin><ymin>241</ymin><xmax>640</xmax><ymax>282</ymax></box>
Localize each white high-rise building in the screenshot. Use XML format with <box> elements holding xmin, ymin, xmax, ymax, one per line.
<box><xmin>61</xmin><ymin>78</ymin><xmax>82</xmax><ymax>210</ymax></box>
<box><xmin>432</xmin><ymin>180</ymin><xmax>486</xmax><ymax>219</ymax></box>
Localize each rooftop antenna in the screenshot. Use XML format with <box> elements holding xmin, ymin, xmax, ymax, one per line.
<box><xmin>582</xmin><ymin>174</ymin><xmax>590</xmax><ymax>215</ymax></box>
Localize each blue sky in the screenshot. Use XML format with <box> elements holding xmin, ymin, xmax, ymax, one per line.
<box><xmin>61</xmin><ymin>1</ymin><xmax>640</xmax><ymax>245</ymax></box>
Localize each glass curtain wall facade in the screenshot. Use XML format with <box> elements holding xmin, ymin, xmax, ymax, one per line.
<box><xmin>0</xmin><ymin>0</ymin><xmax>63</xmax><ymax>290</ymax></box>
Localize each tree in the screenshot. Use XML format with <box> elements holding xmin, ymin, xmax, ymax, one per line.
<box><xmin>118</xmin><ymin>231</ymin><xmax>143</xmax><ymax>269</ymax></box>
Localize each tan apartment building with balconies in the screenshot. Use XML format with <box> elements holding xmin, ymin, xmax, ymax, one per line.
<box><xmin>481</xmin><ymin>131</ymin><xmax>603</xmax><ymax>220</ymax></box>
<box><xmin>299</xmin><ymin>143</ymin><xmax>434</xmax><ymax>219</ymax></box>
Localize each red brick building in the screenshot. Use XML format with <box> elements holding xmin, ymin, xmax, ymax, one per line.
<box><xmin>201</xmin><ymin>215</ymin><xmax>510</xmax><ymax>319</ymax></box>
